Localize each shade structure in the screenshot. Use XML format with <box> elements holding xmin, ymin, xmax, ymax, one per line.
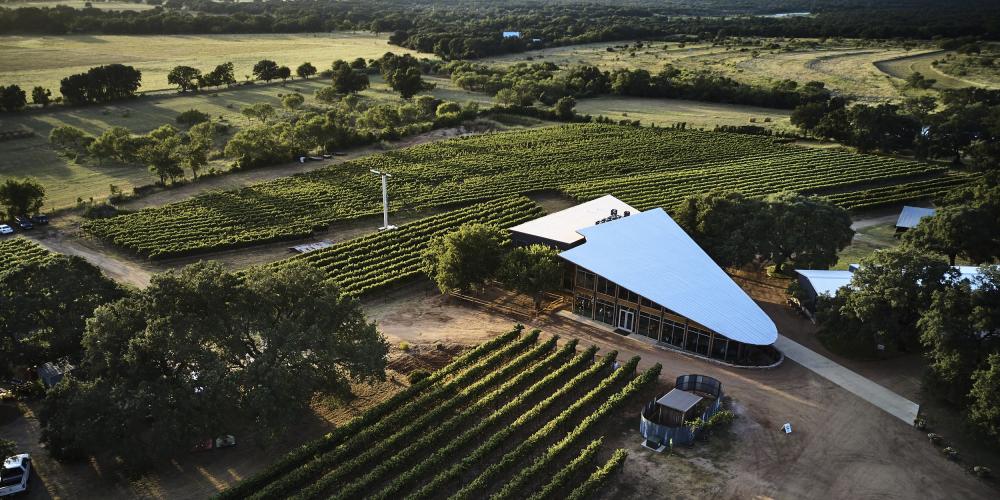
<box><xmin>656</xmin><ymin>388</ymin><xmax>704</xmax><ymax>413</ymax></box>
<box><xmin>559</xmin><ymin>208</ymin><xmax>778</xmax><ymax>346</ymax></box>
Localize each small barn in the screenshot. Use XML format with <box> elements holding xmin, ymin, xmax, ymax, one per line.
<box><xmin>895</xmin><ymin>206</ymin><xmax>936</xmax><ymax>233</ymax></box>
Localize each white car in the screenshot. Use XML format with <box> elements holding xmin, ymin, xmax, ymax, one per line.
<box><xmin>0</xmin><ymin>454</ymin><xmax>31</xmax><ymax>497</ymax></box>
<box><xmin>0</xmin><ymin>225</ymin><xmax>12</xmax><ymax>235</ymax></box>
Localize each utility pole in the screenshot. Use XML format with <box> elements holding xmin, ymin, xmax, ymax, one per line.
<box><xmin>370</xmin><ymin>169</ymin><xmax>396</xmax><ymax>231</ymax></box>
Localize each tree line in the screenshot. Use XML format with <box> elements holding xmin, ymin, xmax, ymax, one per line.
<box><xmin>1</xmin><ymin>1</ymin><xmax>998</xmax><ymax>59</ymax></box>
<box><xmin>0</xmin><ymin>255</ymin><xmax>389</xmax><ymax>466</ymax></box>
<box><xmin>46</xmin><ymin>55</ymin><xmax>461</xmax><ymax>184</ymax></box>
<box><xmin>448</xmin><ymin>60</ymin><xmax>833</xmax><ymax>110</ymax></box>
<box><xmin>791</xmin><ymin>88</ymin><xmax>1000</xmax><ymax>169</ymax></box>
<box><xmin>814</xmin><ymin>174</ymin><xmax>1000</xmax><ymax>444</ymax></box>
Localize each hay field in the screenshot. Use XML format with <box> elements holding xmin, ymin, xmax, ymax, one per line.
<box><xmin>0</xmin><ymin>32</ymin><xmax>419</xmax><ymax>91</ymax></box>
<box><xmin>574</xmin><ymin>95</ymin><xmax>792</xmax><ymax>131</ymax></box>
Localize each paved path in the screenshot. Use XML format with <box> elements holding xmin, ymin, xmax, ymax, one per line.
<box><xmin>775</xmin><ymin>334</ymin><xmax>920</xmax><ymax>424</ymax></box>
<box><xmin>557</xmin><ymin>310</ymin><xmax>921</xmax><ymax>425</ymax></box>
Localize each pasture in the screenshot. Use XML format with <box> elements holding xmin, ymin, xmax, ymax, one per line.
<box><xmin>573</xmin><ymin>95</ymin><xmax>793</xmax><ymax>131</ymax></box>
<box><xmin>0</xmin><ymin>75</ymin><xmax>485</xmax><ymax>210</ymax></box>
<box><xmin>873</xmin><ymin>51</ymin><xmax>995</xmax><ymax>90</ymax></box>
<box><xmin>482</xmin><ymin>39</ymin><xmax>935</xmax><ymax>102</ymax></box>
<box><xmin>0</xmin><ymin>32</ymin><xmax>419</xmax><ymax>91</ymax></box>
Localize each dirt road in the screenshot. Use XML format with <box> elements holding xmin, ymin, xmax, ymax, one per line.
<box><xmin>25</xmin><ymin>227</ymin><xmax>155</xmax><ymax>288</ymax></box>
<box><xmin>119</xmin><ymin>122</ymin><xmax>505</xmax><ymax>211</ymax></box>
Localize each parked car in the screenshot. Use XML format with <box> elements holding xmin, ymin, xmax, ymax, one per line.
<box><xmin>0</xmin><ymin>225</ymin><xmax>12</xmax><ymax>235</ymax></box>
<box><xmin>29</xmin><ymin>214</ymin><xmax>48</xmax><ymax>225</ymax></box>
<box><xmin>191</xmin><ymin>435</ymin><xmax>236</xmax><ymax>452</ymax></box>
<box><xmin>0</xmin><ymin>454</ymin><xmax>31</xmax><ymax>497</ymax></box>
<box><xmin>12</xmin><ymin>217</ymin><xmax>31</xmax><ymax>230</ymax></box>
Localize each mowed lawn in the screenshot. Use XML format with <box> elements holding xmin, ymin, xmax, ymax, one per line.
<box><xmin>574</xmin><ymin>95</ymin><xmax>793</xmax><ymax>131</ymax></box>
<box><xmin>0</xmin><ymin>75</ymin><xmax>487</xmax><ymax>210</ymax></box>
<box><xmin>0</xmin><ymin>32</ymin><xmax>420</xmax><ymax>92</ymax></box>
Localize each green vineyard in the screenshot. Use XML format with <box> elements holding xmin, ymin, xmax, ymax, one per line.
<box><xmin>262</xmin><ymin>196</ymin><xmax>542</xmax><ymax>296</ymax></box>
<box><xmin>83</xmin><ymin>124</ymin><xmax>961</xmax><ymax>259</ymax></box>
<box><xmin>0</xmin><ymin>237</ymin><xmax>54</xmax><ymax>276</ymax></box>
<box><xmin>217</xmin><ymin>326</ymin><xmax>656</xmax><ymax>500</ymax></box>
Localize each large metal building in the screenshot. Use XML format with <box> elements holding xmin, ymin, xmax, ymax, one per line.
<box><xmin>510</xmin><ymin>195</ymin><xmax>780</xmax><ymax>366</ymax></box>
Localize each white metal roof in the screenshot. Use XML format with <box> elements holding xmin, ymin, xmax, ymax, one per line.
<box><xmin>509</xmin><ymin>195</ymin><xmax>638</xmax><ymax>247</ymax></box>
<box><xmin>559</xmin><ymin>208</ymin><xmax>779</xmax><ymax>346</ymax></box>
<box><xmin>795</xmin><ymin>269</ymin><xmax>856</xmax><ymax>297</ymax></box>
<box><xmin>797</xmin><ymin>265</ymin><xmax>994</xmax><ymax>296</ymax></box>
<box><xmin>895</xmin><ymin>206</ymin><xmax>936</xmax><ymax>229</ymax></box>
<box><xmin>656</xmin><ymin>388</ymin><xmax>703</xmax><ymax>413</ymax></box>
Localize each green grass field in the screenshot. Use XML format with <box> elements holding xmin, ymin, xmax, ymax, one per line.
<box><xmin>832</xmin><ymin>222</ymin><xmax>898</xmax><ymax>270</ymax></box>
<box><xmin>0</xmin><ymin>32</ymin><xmax>419</xmax><ymax>92</ymax></box>
<box><xmin>0</xmin><ymin>74</ymin><xmax>488</xmax><ymax>210</ymax></box>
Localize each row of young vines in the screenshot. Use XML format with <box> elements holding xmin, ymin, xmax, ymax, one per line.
<box><xmin>218</xmin><ymin>327</ymin><xmax>654</xmax><ymax>500</ymax></box>
<box><xmin>82</xmin><ymin>124</ymin><xmax>952</xmax><ymax>258</ymax></box>
<box><xmin>259</xmin><ymin>196</ymin><xmax>541</xmax><ymax>297</ymax></box>
<box><xmin>0</xmin><ymin>237</ymin><xmax>54</xmax><ymax>276</ymax></box>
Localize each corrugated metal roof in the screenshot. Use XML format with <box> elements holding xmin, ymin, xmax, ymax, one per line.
<box><xmin>797</xmin><ymin>265</ymin><xmax>995</xmax><ymax>295</ymax></box>
<box><xmin>656</xmin><ymin>388</ymin><xmax>704</xmax><ymax>413</ymax></box>
<box><xmin>795</xmin><ymin>269</ymin><xmax>856</xmax><ymax>297</ymax></box>
<box><xmin>559</xmin><ymin>208</ymin><xmax>779</xmax><ymax>346</ymax></box>
<box><xmin>895</xmin><ymin>206</ymin><xmax>936</xmax><ymax>229</ymax></box>
<box><xmin>509</xmin><ymin>195</ymin><xmax>638</xmax><ymax>247</ymax></box>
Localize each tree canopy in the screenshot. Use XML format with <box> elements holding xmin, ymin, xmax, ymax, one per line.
<box><xmin>330</xmin><ymin>59</ymin><xmax>370</xmax><ymax>94</ymax></box>
<box><xmin>499</xmin><ymin>244</ymin><xmax>563</xmax><ymax>310</ymax></box>
<box><xmin>675</xmin><ymin>190</ymin><xmax>853</xmax><ymax>272</ymax></box>
<box><xmin>0</xmin><ymin>255</ymin><xmax>122</xmax><ymax>375</ymax></box>
<box><xmin>421</xmin><ymin>223</ymin><xmax>507</xmax><ymax>293</ymax></box>
<box><xmin>817</xmin><ymin>247</ymin><xmax>956</xmax><ymax>356</ymax></box>
<box><xmin>40</xmin><ymin>261</ymin><xmax>387</xmax><ymax>463</ymax></box>
<box><xmin>0</xmin><ymin>177</ymin><xmax>45</xmax><ymax>219</ymax></box>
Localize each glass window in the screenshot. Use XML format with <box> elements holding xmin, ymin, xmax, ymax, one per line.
<box><xmin>712</xmin><ymin>335</ymin><xmax>728</xmax><ymax>360</ymax></box>
<box><xmin>596</xmin><ymin>276</ymin><xmax>616</xmax><ymax>296</ymax></box>
<box><xmin>637</xmin><ymin>312</ymin><xmax>661</xmax><ymax>340</ymax></box>
<box><xmin>595</xmin><ymin>299</ymin><xmax>615</xmax><ymax>325</ymax></box>
<box><xmin>575</xmin><ymin>267</ymin><xmax>596</xmax><ymax>291</ymax></box>
<box><xmin>687</xmin><ymin>327</ymin><xmax>711</xmax><ymax>356</ymax></box>
<box><xmin>617</xmin><ymin>286</ymin><xmax>638</xmax><ymax>303</ymax></box>
<box><xmin>661</xmin><ymin>319</ymin><xmax>684</xmax><ymax>347</ymax></box>
<box><xmin>574</xmin><ymin>294</ymin><xmax>594</xmax><ymax>318</ymax></box>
